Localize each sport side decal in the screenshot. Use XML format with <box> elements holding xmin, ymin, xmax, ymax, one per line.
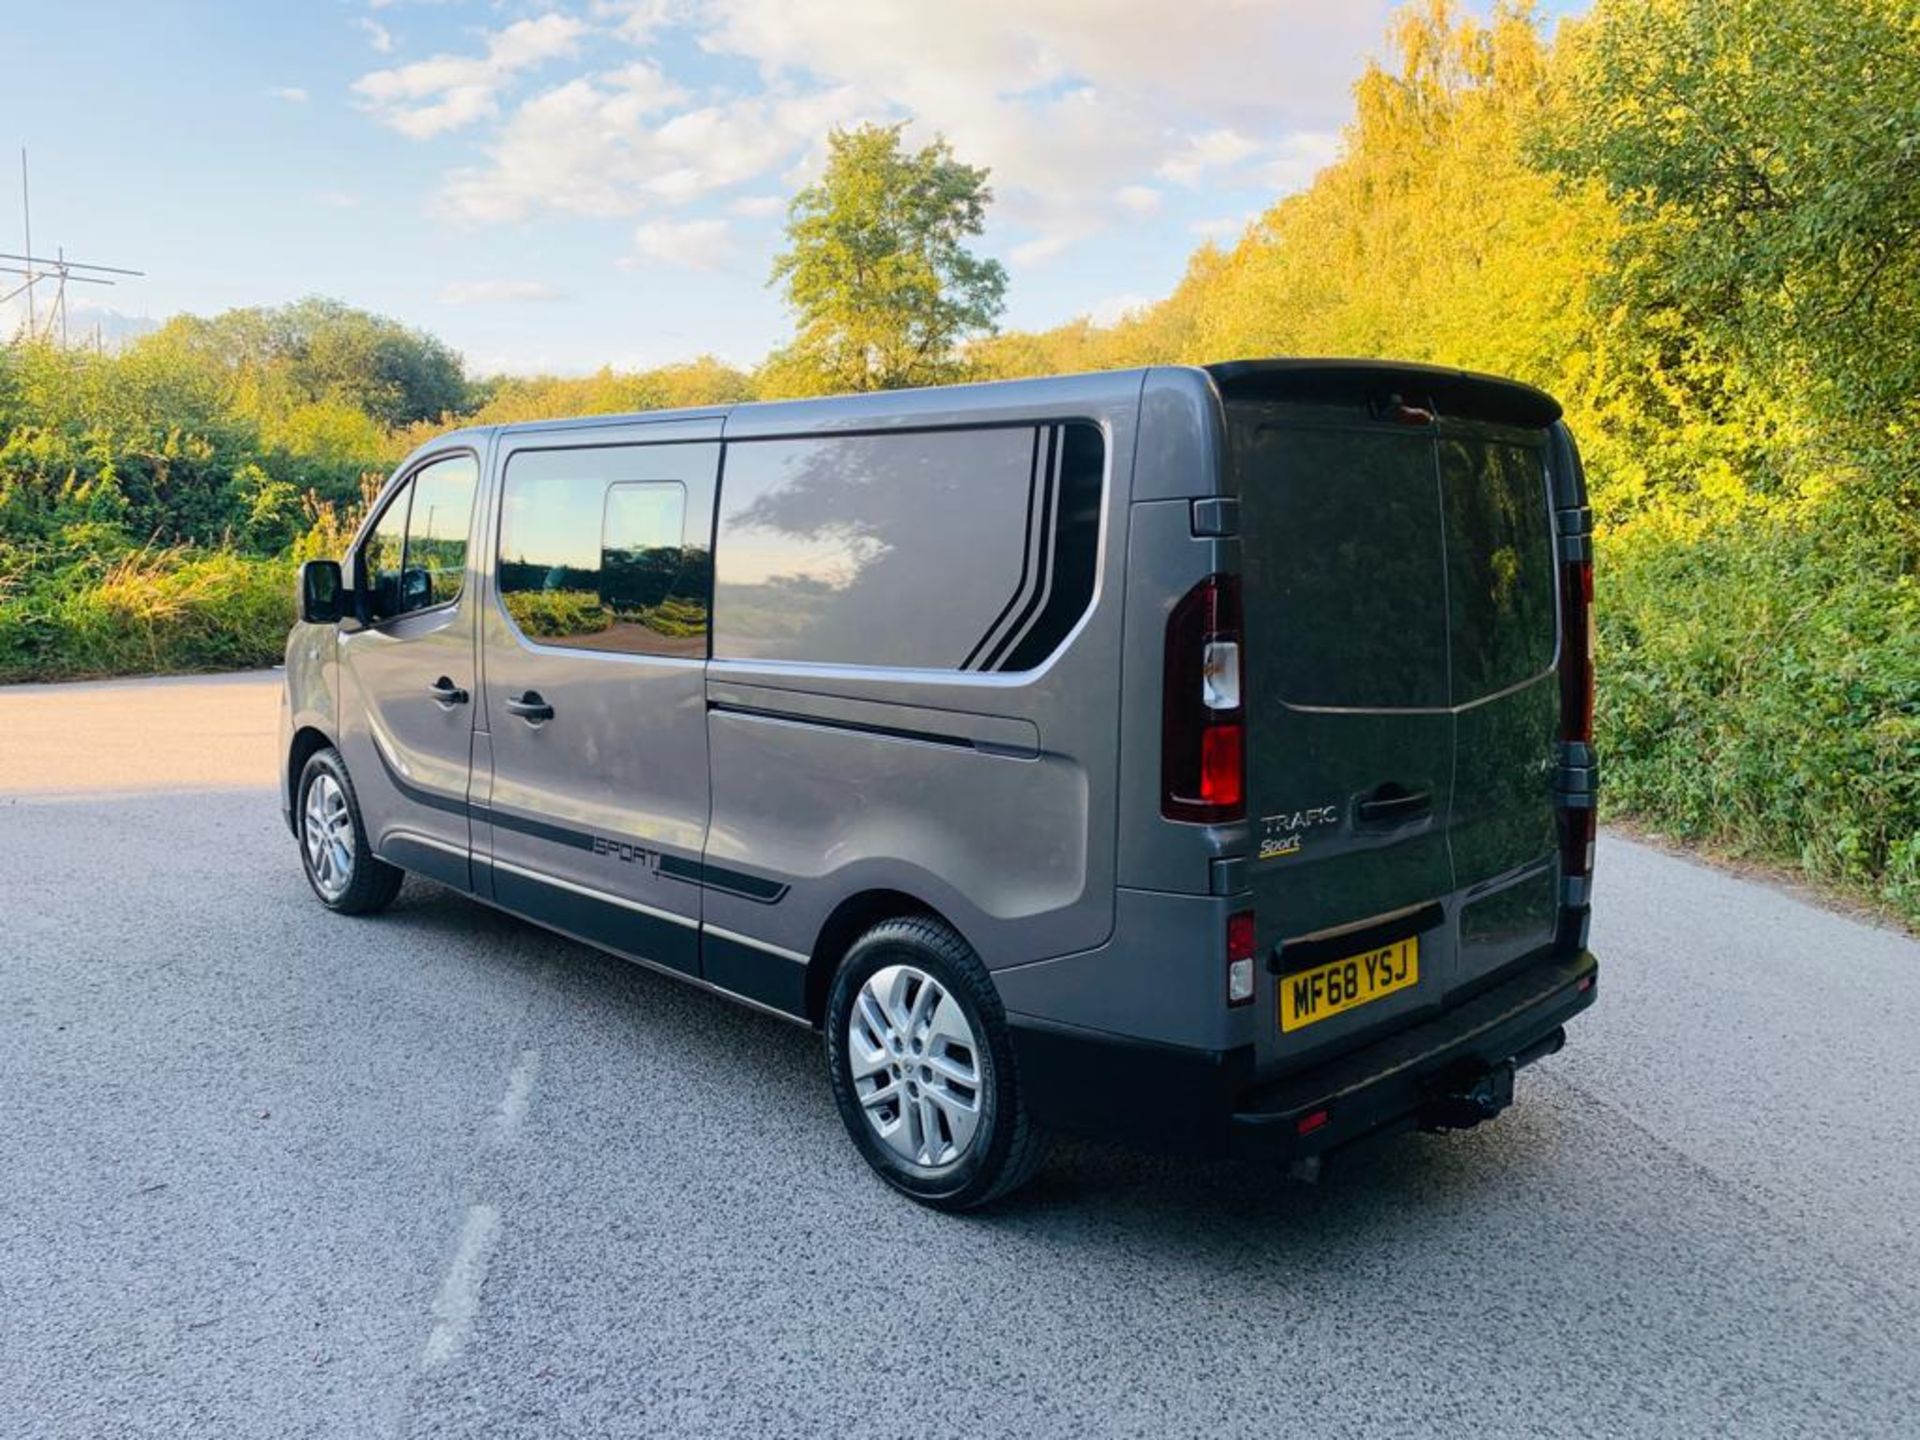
<box><xmin>367</xmin><ymin>741</ymin><xmax>787</xmax><ymax>903</ymax></box>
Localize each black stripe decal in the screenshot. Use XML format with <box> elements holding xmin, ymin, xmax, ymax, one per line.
<box><xmin>980</xmin><ymin>425</ymin><xmax>1061</xmax><ymax>671</ymax></box>
<box><xmin>369</xmin><ymin>735</ymin><xmax>786</xmax><ymax>903</ymax></box>
<box><xmin>708</xmin><ymin>700</ymin><xmax>975</xmax><ymax>754</ymax></box>
<box><xmin>960</xmin><ymin>426</ymin><xmax>1046</xmax><ymax>671</ymax></box>
<box><xmin>369</xmin><ymin>740</ymin><xmax>470</xmax><ymax>818</ymax></box>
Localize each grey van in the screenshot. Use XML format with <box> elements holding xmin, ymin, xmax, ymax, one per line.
<box><xmin>279</xmin><ymin>360</ymin><xmax>1599</xmax><ymax>1209</ymax></box>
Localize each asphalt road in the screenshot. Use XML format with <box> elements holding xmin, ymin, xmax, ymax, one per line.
<box><xmin>3</xmin><ymin>671</ymin><xmax>1917</xmax><ymax>1438</ymax></box>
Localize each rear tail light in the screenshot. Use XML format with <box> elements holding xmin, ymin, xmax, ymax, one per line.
<box><xmin>1163</xmin><ymin>574</ymin><xmax>1245</xmax><ymax>824</ymax></box>
<box><xmin>1557</xmin><ymin>555</ymin><xmax>1596</xmax><ymax>888</ymax></box>
<box><xmin>1559</xmin><ymin>559</ymin><xmax>1594</xmax><ymax>747</ymax></box>
<box><xmin>1226</xmin><ymin>910</ymin><xmax>1255</xmax><ymax>1006</ymax></box>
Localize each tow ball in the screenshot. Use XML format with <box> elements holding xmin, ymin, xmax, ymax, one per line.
<box><xmin>1420</xmin><ymin>1058</ymin><xmax>1517</xmax><ymax>1133</ymax></box>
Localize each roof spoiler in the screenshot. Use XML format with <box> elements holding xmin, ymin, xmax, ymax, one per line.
<box><xmin>1205</xmin><ymin>358</ymin><xmax>1562</xmax><ymax>429</ymax></box>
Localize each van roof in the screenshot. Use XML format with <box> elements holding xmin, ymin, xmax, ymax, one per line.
<box><xmin>425</xmin><ymin>359</ymin><xmax>1559</xmax><ymax>455</ymax></box>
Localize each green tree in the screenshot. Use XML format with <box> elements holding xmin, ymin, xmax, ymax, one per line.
<box><xmin>767</xmin><ymin>123</ymin><xmax>1007</xmax><ymax>396</ymax></box>
<box><xmin>1538</xmin><ymin>0</ymin><xmax>1920</xmax><ymax>467</ymax></box>
<box><xmin>150</xmin><ymin>297</ymin><xmax>470</xmax><ymax>429</ymax></box>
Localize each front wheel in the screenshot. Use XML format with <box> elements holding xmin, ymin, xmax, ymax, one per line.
<box><xmin>826</xmin><ymin>917</ymin><xmax>1047</xmax><ymax>1210</ymax></box>
<box><xmin>297</xmin><ymin>746</ymin><xmax>403</xmax><ymax>915</ymax></box>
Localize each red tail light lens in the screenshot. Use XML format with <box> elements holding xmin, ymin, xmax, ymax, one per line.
<box><xmin>1162</xmin><ymin>574</ymin><xmax>1246</xmax><ymax>824</ymax></box>
<box><xmin>1199</xmin><ymin>725</ymin><xmax>1244</xmax><ymax>809</ymax></box>
<box><xmin>1559</xmin><ymin>559</ymin><xmax>1594</xmax><ymax>746</ymax></box>
<box><xmin>1226</xmin><ymin>909</ymin><xmax>1256</xmax><ymax>1006</ymax></box>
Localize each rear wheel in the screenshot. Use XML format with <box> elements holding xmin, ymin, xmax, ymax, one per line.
<box><xmin>297</xmin><ymin>747</ymin><xmax>403</xmax><ymax>915</ymax></box>
<box><xmin>826</xmin><ymin>917</ymin><xmax>1046</xmax><ymax>1210</ymax></box>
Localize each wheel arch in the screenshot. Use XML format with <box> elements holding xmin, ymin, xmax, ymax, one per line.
<box><xmin>804</xmin><ymin>888</ymin><xmax>964</xmax><ymax>1028</ymax></box>
<box><xmin>285</xmin><ymin>724</ymin><xmax>337</xmax><ymax>834</ymax></box>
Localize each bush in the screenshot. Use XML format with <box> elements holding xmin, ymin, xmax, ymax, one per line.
<box><xmin>0</xmin><ymin>542</ymin><xmax>294</xmax><ymax>682</ymax></box>
<box><xmin>1598</xmin><ymin>497</ymin><xmax>1920</xmax><ymax>922</ymax></box>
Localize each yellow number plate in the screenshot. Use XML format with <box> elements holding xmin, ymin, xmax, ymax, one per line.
<box><xmin>1279</xmin><ymin>938</ymin><xmax>1419</xmax><ymax>1032</ymax></box>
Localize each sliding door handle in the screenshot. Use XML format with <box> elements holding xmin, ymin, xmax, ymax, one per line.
<box><xmin>504</xmin><ymin>691</ymin><xmax>554</xmax><ymax>723</ymax></box>
<box><xmin>427</xmin><ymin>676</ymin><xmax>469</xmax><ymax>706</ymax></box>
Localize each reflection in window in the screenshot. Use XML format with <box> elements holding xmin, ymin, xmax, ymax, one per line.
<box><xmin>363</xmin><ymin>479</ymin><xmax>412</xmax><ymax>621</ymax></box>
<box><xmin>497</xmin><ymin>465</ymin><xmax>707</xmax><ymax>657</ymax></box>
<box><xmin>1440</xmin><ymin>439</ymin><xmax>1555</xmax><ymax>702</ymax></box>
<box><xmin>711</xmin><ymin>428</ymin><xmax>1040</xmax><ymax>669</ymax></box>
<box><xmin>404</xmin><ymin>455</ymin><xmax>477</xmax><ymax>611</ymax></box>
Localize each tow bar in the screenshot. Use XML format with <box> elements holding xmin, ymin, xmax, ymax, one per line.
<box><xmin>1418</xmin><ymin>1024</ymin><xmax>1567</xmax><ymax>1133</ymax></box>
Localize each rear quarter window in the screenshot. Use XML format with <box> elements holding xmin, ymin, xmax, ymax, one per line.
<box><xmin>712</xmin><ymin>424</ymin><xmax>1103</xmax><ymax>671</ymax></box>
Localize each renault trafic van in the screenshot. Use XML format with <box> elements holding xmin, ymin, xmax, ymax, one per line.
<box><xmin>280</xmin><ymin>360</ymin><xmax>1599</xmax><ymax>1209</ymax></box>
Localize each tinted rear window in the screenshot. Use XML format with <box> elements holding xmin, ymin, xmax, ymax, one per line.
<box><xmin>1440</xmin><ymin>437</ymin><xmax>1556</xmax><ymax>700</ymax></box>
<box><xmin>1234</xmin><ymin>411</ymin><xmax>1556</xmax><ymax>710</ymax></box>
<box><xmin>1237</xmin><ymin>423</ymin><xmax>1449</xmax><ymax>709</ymax></box>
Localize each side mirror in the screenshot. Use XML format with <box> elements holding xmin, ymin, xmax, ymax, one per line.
<box><xmin>297</xmin><ymin>559</ymin><xmax>346</xmax><ymax>625</ymax></box>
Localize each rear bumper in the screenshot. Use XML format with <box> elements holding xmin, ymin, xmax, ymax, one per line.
<box><xmin>1008</xmin><ymin>948</ymin><xmax>1598</xmax><ymax>1161</ymax></box>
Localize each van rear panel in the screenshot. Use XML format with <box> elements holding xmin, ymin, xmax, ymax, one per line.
<box><xmin>1227</xmin><ymin>383</ymin><xmax>1564</xmax><ymax>1071</ymax></box>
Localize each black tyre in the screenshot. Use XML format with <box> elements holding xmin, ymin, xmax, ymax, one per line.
<box><xmin>826</xmin><ymin>916</ymin><xmax>1047</xmax><ymax>1210</ymax></box>
<box><xmin>296</xmin><ymin>746</ymin><xmax>404</xmax><ymax>916</ymax></box>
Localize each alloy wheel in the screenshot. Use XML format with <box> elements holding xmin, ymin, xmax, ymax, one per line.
<box><xmin>847</xmin><ymin>963</ymin><xmax>985</xmax><ymax>1169</ymax></box>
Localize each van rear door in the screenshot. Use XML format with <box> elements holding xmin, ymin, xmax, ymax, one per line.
<box><xmin>1220</xmin><ymin>364</ymin><xmax>1564</xmax><ymax>1067</ymax></box>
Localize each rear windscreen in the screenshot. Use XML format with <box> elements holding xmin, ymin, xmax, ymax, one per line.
<box><xmin>1234</xmin><ymin>412</ymin><xmax>1556</xmax><ymax>710</ymax></box>
<box><xmin>1439</xmin><ymin>437</ymin><xmax>1556</xmax><ymax>700</ymax></box>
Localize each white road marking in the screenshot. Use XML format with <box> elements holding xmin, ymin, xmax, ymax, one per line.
<box><xmin>421</xmin><ymin>1204</ymin><xmax>501</xmax><ymax>1369</ymax></box>
<box><xmin>494</xmin><ymin>1048</ymin><xmax>540</xmax><ymax>1143</ymax></box>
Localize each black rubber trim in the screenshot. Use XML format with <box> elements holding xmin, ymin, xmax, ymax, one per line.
<box><xmin>1009</xmin><ymin>948</ymin><xmax>1597</xmax><ymax>1161</ymax></box>
<box><xmin>379</xmin><ymin>833</ymin><xmax>471</xmax><ymax>892</ymax></box>
<box><xmin>701</xmin><ymin>931</ymin><xmax>807</xmax><ymax>1017</ymax></box>
<box><xmin>367</xmin><ymin>738</ymin><xmax>786</xmax><ymax>902</ymax></box>
<box><xmin>1007</xmin><ymin>1016</ymin><xmax>1254</xmax><ymax>1157</ymax></box>
<box><xmin>708</xmin><ymin>700</ymin><xmax>975</xmax><ymax>754</ymax></box>
<box><xmin>1232</xmin><ymin>950</ymin><xmax>1598</xmax><ymax>1160</ymax></box>
<box><xmin>489</xmin><ymin>862</ymin><xmax>699</xmax><ymax>977</ymax></box>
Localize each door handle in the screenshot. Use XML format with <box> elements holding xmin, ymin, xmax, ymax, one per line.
<box><xmin>1356</xmin><ymin>785</ymin><xmax>1432</xmax><ymax>828</ymax></box>
<box><xmin>505</xmin><ymin>691</ymin><xmax>554</xmax><ymax>723</ymax></box>
<box><xmin>427</xmin><ymin>676</ymin><xmax>469</xmax><ymax>706</ymax></box>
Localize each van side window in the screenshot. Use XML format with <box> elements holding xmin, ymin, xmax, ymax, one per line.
<box><xmin>404</xmin><ymin>455</ymin><xmax>478</xmax><ymax>612</ymax></box>
<box><xmin>359</xmin><ymin>452</ymin><xmax>478</xmax><ymax>623</ymax></box>
<box><xmin>712</xmin><ymin>423</ymin><xmax>1104</xmax><ymax>671</ymax></box>
<box><xmin>362</xmin><ymin>478</ymin><xmax>413</xmax><ymax>621</ymax></box>
<box><xmin>497</xmin><ymin>453</ymin><xmax>708</xmax><ymax>658</ymax></box>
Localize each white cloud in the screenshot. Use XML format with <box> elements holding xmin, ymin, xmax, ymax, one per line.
<box><xmin>1157</xmin><ymin>128</ymin><xmax>1261</xmax><ymax>186</ymax></box>
<box><xmin>269</xmin><ymin>86</ymin><xmax>309</xmax><ymax>103</ymax></box>
<box><xmin>354</xmin><ymin>14</ymin><xmax>587</xmax><ymax>140</ymax></box>
<box><xmin>628</xmin><ymin>218</ymin><xmax>734</xmax><ymax>269</ymax></box>
<box><xmin>1114</xmin><ymin>184</ymin><xmax>1162</xmax><ymax>217</ymax></box>
<box><xmin>357</xmin><ymin>17</ymin><xmax>394</xmax><ymax>55</ymax></box>
<box><xmin>592</xmin><ymin>0</ymin><xmax>682</xmax><ymax>44</ymax></box>
<box><xmin>1189</xmin><ymin>215</ymin><xmax>1246</xmax><ymax>242</ymax></box>
<box><xmin>727</xmin><ymin>194</ymin><xmax>786</xmax><ymax>219</ymax></box>
<box><xmin>444</xmin><ymin>78</ymin><xmax>857</xmax><ymax>222</ymax></box>
<box><xmin>315</xmin><ymin>190</ymin><xmax>362</xmax><ymax>210</ymax></box>
<box><xmin>438</xmin><ymin>279</ymin><xmax>568</xmax><ymax>304</ymax></box>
